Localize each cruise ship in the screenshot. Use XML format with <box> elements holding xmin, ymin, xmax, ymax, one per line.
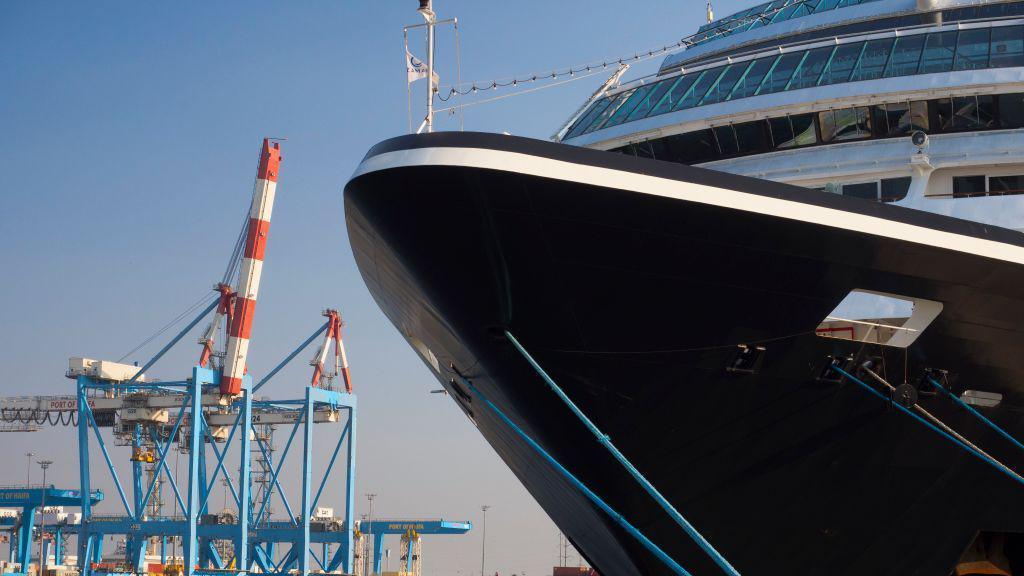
<box><xmin>345</xmin><ymin>1</ymin><xmax>1024</xmax><ymax>574</ymax></box>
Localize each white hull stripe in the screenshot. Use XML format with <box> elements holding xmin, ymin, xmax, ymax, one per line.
<box><xmin>353</xmin><ymin>146</ymin><xmax>1024</xmax><ymax>266</ymax></box>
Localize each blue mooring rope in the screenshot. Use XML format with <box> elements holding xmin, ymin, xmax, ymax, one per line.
<box><xmin>455</xmin><ymin>374</ymin><xmax>693</xmax><ymax>576</ymax></box>
<box><xmin>927</xmin><ymin>376</ymin><xmax>1024</xmax><ymax>453</ymax></box>
<box><xmin>504</xmin><ymin>331</ymin><xmax>741</xmax><ymax>576</ymax></box>
<box><xmin>832</xmin><ymin>364</ymin><xmax>1024</xmax><ymax>488</ymax></box>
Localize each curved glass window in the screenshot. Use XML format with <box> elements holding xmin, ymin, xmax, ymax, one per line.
<box><xmin>757</xmin><ymin>51</ymin><xmax>806</xmax><ymax>94</ymax></box>
<box><xmin>582</xmin><ymin>91</ymin><xmax>633</xmax><ymax>134</ymax></box>
<box><xmin>955</xmin><ymin>28</ymin><xmax>992</xmax><ymax>70</ymax></box>
<box><xmin>675</xmin><ymin>68</ymin><xmax>724</xmax><ymax>110</ymax></box>
<box><xmin>819</xmin><ymin>42</ymin><xmax>863</xmax><ymax>85</ymax></box>
<box><xmin>787</xmin><ymin>46</ymin><xmax>835</xmax><ymax>89</ymax></box>
<box><xmin>991</xmin><ymin>25</ymin><xmax>1024</xmax><ymax>67</ymax></box>
<box><xmin>565</xmin><ymin>25</ymin><xmax>1024</xmax><ymax>139</ymax></box>
<box><xmin>884</xmin><ymin>35</ymin><xmax>927</xmax><ymax>77</ymax></box>
<box><xmin>626</xmin><ymin>80</ymin><xmax>674</xmax><ymax>121</ymax></box>
<box><xmin>608</xmin><ymin>91</ymin><xmax>1024</xmax><ymax>167</ymax></box>
<box><xmin>849</xmin><ymin>38</ymin><xmax>895</xmax><ymax>81</ymax></box>
<box><xmin>603</xmin><ymin>85</ymin><xmax>654</xmax><ymax>129</ymax></box>
<box><xmin>649</xmin><ymin>74</ymin><xmax>698</xmax><ymax>116</ymax></box>
<box><xmin>919</xmin><ymin>31</ymin><xmax>958</xmax><ymax>74</ymax></box>
<box><xmin>690</xmin><ymin>0</ymin><xmax>884</xmax><ymax>48</ymax></box>
<box><xmin>564</xmin><ymin>96</ymin><xmax>613</xmax><ymax>139</ymax></box>
<box><xmin>728</xmin><ymin>56</ymin><xmax>777</xmax><ymax>99</ymax></box>
<box><xmin>701</xmin><ymin>62</ymin><xmax>752</xmax><ymax>105</ymax></box>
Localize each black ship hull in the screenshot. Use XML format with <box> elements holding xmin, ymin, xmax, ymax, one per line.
<box><xmin>344</xmin><ymin>132</ymin><xmax>1024</xmax><ymax>575</ymax></box>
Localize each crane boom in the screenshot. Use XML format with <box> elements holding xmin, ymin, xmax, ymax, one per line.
<box><xmin>222</xmin><ymin>139</ymin><xmax>281</xmax><ymax>396</ymax></box>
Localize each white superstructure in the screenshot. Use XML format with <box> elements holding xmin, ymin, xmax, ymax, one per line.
<box><xmin>560</xmin><ymin>0</ymin><xmax>1024</xmax><ymax>230</ymax></box>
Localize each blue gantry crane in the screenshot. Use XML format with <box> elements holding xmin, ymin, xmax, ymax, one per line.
<box><xmin>0</xmin><ymin>139</ymin><xmax>475</xmax><ymax>576</ymax></box>
<box><xmin>0</xmin><ymin>487</ymin><xmax>103</xmax><ymax>574</ymax></box>
<box><xmin>361</xmin><ymin>519</ymin><xmax>472</xmax><ymax>575</ymax></box>
<box><xmin>0</xmin><ymin>140</ymin><xmax>363</xmax><ymax>576</ymax></box>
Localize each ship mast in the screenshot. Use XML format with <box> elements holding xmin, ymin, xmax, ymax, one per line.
<box><xmin>418</xmin><ymin>0</ymin><xmax>437</xmax><ymax>133</ymax></box>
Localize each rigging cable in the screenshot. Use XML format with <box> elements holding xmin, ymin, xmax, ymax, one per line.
<box><xmin>927</xmin><ymin>375</ymin><xmax>1024</xmax><ymax>453</ymax></box>
<box><xmin>116</xmin><ymin>290</ymin><xmax>217</xmax><ymax>363</ymax></box>
<box><xmin>831</xmin><ymin>363</ymin><xmax>1024</xmax><ymax>487</ymax></box>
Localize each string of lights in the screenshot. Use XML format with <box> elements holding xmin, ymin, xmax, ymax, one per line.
<box><xmin>434</xmin><ymin>38</ymin><xmax>689</xmax><ymax>103</ymax></box>
<box><xmin>429</xmin><ymin>0</ymin><xmax>822</xmax><ymax>108</ymax></box>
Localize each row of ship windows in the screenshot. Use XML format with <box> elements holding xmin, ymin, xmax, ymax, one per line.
<box><xmin>949</xmin><ymin>174</ymin><xmax>1024</xmax><ymax>197</ymax></box>
<box><xmin>673</xmin><ymin>1</ymin><xmax>1024</xmax><ymax>70</ymax></box>
<box><xmin>820</xmin><ymin>174</ymin><xmax>1024</xmax><ymax>203</ymax></box>
<box><xmin>607</xmin><ymin>93</ymin><xmax>1024</xmax><ymax>165</ymax></box>
<box><xmin>817</xmin><ymin>178</ymin><xmax>912</xmax><ymax>202</ymax></box>
<box><xmin>693</xmin><ymin>0</ymin><xmax>883</xmax><ymax>46</ymax></box>
<box><xmin>566</xmin><ymin>25</ymin><xmax>1024</xmax><ymax>140</ymax></box>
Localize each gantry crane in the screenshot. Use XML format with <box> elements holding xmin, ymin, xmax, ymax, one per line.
<box><xmin>0</xmin><ymin>139</ymin><xmax>361</xmax><ymax>576</ymax></box>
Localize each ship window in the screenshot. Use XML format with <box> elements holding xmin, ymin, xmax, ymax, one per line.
<box><xmin>728</xmin><ymin>56</ymin><xmax>777</xmax><ymax>100</ymax></box>
<box><xmin>818</xmin><ymin>42</ymin><xmax>865</xmax><ymax>85</ymax></box>
<box><xmin>949</xmin><ymin>95</ymin><xmax>996</xmax><ymax>130</ymax></box>
<box><xmin>603</xmin><ymin>85</ymin><xmax>655</xmax><ymax>129</ymax></box>
<box><xmin>989</xmin><ymin>175</ymin><xmax>1024</xmax><ymax>196</ymax></box>
<box><xmin>677</xmin><ymin>67</ymin><xmax>725</xmax><ymax>110</ymax></box>
<box><xmin>873</xmin><ymin>101</ymin><xmax>929</xmax><ymax>136</ymax></box>
<box><xmin>701</xmin><ymin>62</ymin><xmax>751</xmax><ymax>105</ymax></box>
<box><xmin>954</xmin><ymin>28</ymin><xmax>991</xmax><ymax>71</ymax></box>
<box><xmin>842</xmin><ymin>181</ymin><xmax>879</xmax><ymax>200</ymax></box>
<box><xmin>583</xmin><ymin>91</ymin><xmax>633</xmax><ymax>134</ymax></box>
<box><xmin>881</xmin><ymin>177</ymin><xmax>912</xmax><ymax>202</ymax></box>
<box><xmin>626</xmin><ymin>79</ymin><xmax>674</xmax><ymax>121</ymax></box>
<box><xmin>932</xmin><ymin>98</ymin><xmax>954</xmax><ymax>130</ymax></box>
<box><xmin>817</xmin><ymin>289</ymin><xmax>939</xmax><ymax>348</ymax></box>
<box><xmin>820</xmin><ymin>107</ymin><xmax>871</xmax><ymax>142</ymax></box>
<box><xmin>771</xmin><ymin>3</ymin><xmax>802</xmax><ymax>24</ymax></box>
<box><xmin>768</xmin><ymin>116</ymin><xmax>794</xmax><ymax>148</ymax></box>
<box><xmin>814</xmin><ymin>0</ymin><xmax>842</xmax><ymax>12</ymax></box>
<box><xmin>734</xmin><ymin>120</ymin><xmax>770</xmax><ymax>154</ymax></box>
<box><xmin>564</xmin><ymin>97</ymin><xmax>612</xmax><ymax>139</ymax></box>
<box><xmin>754</xmin><ymin>51</ymin><xmax>802</xmax><ymax>95</ymax></box>
<box><xmin>787</xmin><ymin>46</ymin><xmax>835</xmax><ymax>90</ymax></box>
<box><xmin>649</xmin><ymin>74</ymin><xmax>698</xmax><ymax>116</ymax></box>
<box><xmin>663</xmin><ymin>129</ymin><xmax>718</xmax><ymax>164</ymax></box>
<box><xmin>990</xmin><ymin>25</ymin><xmax>1024</xmax><ymax>67</ymax></box>
<box><xmin>884</xmin><ymin>34</ymin><xmax>927</xmax><ymax>77</ymax></box>
<box><xmin>849</xmin><ymin>38</ymin><xmax>896</xmax><ymax>81</ymax></box>
<box><xmin>953</xmin><ymin>175</ymin><xmax>987</xmax><ymax>197</ymax></box>
<box><xmin>998</xmin><ymin>93</ymin><xmax>1024</xmax><ymax>128</ymax></box>
<box><xmin>919</xmin><ymin>30</ymin><xmax>958</xmax><ymax>74</ymax></box>
<box><xmin>790</xmin><ymin>113</ymin><xmax>818</xmax><ymax>147</ymax></box>
<box><xmin>769</xmin><ymin>113</ymin><xmax>818</xmax><ymax>149</ymax></box>
<box><xmin>713</xmin><ymin>125</ymin><xmax>739</xmax><ymax>156</ymax></box>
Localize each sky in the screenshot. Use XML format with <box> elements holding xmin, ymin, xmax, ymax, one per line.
<box><xmin>1</xmin><ymin>2</ymin><xmax>752</xmax><ymax>574</ymax></box>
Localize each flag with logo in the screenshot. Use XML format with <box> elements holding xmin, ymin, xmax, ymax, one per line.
<box><xmin>406</xmin><ymin>49</ymin><xmax>439</xmax><ymax>86</ymax></box>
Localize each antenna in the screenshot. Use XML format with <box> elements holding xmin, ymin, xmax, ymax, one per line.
<box><xmin>707</xmin><ymin>1</ymin><xmax>715</xmax><ymax>24</ymax></box>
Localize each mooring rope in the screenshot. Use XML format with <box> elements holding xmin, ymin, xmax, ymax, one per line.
<box><xmin>832</xmin><ymin>363</ymin><xmax>1024</xmax><ymax>487</ymax></box>
<box><xmin>505</xmin><ymin>330</ymin><xmax>741</xmax><ymax>576</ymax></box>
<box><xmin>454</xmin><ymin>371</ymin><xmax>694</xmax><ymax>576</ymax></box>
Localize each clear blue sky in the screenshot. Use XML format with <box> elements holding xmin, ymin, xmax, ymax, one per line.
<box><xmin>1</xmin><ymin>2</ymin><xmax>751</xmax><ymax>574</ymax></box>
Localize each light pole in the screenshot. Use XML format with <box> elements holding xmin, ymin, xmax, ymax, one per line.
<box><xmin>37</xmin><ymin>460</ymin><xmax>52</xmax><ymax>575</ymax></box>
<box><xmin>364</xmin><ymin>494</ymin><xmax>377</xmax><ymax>576</ymax></box>
<box><xmin>480</xmin><ymin>505</ymin><xmax>490</xmax><ymax>576</ymax></box>
<box><xmin>25</xmin><ymin>453</ymin><xmax>34</xmax><ymax>486</ymax></box>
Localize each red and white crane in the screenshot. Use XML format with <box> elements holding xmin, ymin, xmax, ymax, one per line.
<box><xmin>221</xmin><ymin>138</ymin><xmax>281</xmax><ymax>396</ymax></box>
<box><xmin>310</xmin><ymin>309</ymin><xmax>353</xmax><ymax>392</ymax></box>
